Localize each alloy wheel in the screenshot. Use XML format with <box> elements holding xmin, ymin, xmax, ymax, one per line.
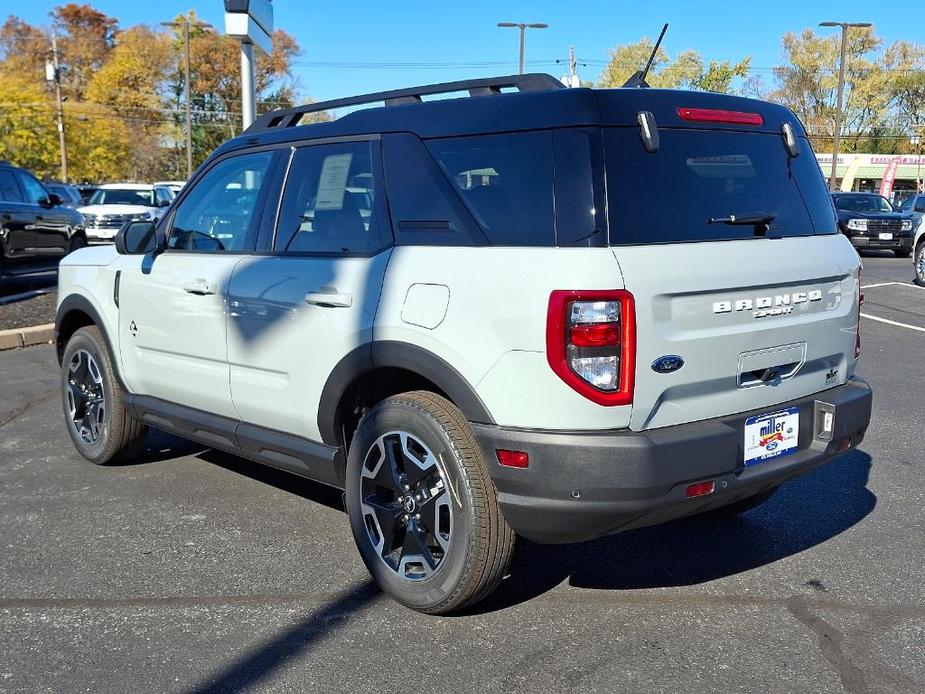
<box><xmin>65</xmin><ymin>349</ymin><xmax>107</xmax><ymax>445</ymax></box>
<box><xmin>360</xmin><ymin>431</ymin><xmax>453</xmax><ymax>581</ymax></box>
<box><xmin>917</xmin><ymin>245</ymin><xmax>925</xmax><ymax>284</ymax></box>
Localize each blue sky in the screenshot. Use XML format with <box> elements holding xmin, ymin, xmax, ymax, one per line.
<box><xmin>10</xmin><ymin>1</ymin><xmax>925</xmax><ymax>103</ymax></box>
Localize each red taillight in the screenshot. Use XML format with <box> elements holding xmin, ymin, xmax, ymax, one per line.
<box><xmin>569</xmin><ymin>322</ymin><xmax>621</xmax><ymax>347</ymax></box>
<box><xmin>546</xmin><ymin>289</ymin><xmax>636</xmax><ymax>406</ymax></box>
<box><xmin>677</xmin><ymin>107</ymin><xmax>764</xmax><ymax>126</ymax></box>
<box><xmin>496</xmin><ymin>449</ymin><xmax>529</xmax><ymax>469</ymax></box>
<box><xmin>685</xmin><ymin>481</ymin><xmax>715</xmax><ymax>498</ymax></box>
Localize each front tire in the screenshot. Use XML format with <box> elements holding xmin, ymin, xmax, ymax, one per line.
<box><xmin>894</xmin><ymin>249</ymin><xmax>911</xmax><ymax>259</ymax></box>
<box><xmin>67</xmin><ymin>233</ymin><xmax>88</xmax><ymax>254</ymax></box>
<box><xmin>345</xmin><ymin>391</ymin><xmax>514</xmax><ymax>614</ymax></box>
<box><xmin>61</xmin><ymin>326</ymin><xmax>147</xmax><ymax>464</ymax></box>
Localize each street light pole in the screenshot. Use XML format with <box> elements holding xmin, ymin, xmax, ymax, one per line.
<box><xmin>497</xmin><ymin>22</ymin><xmax>548</xmax><ymax>74</ymax></box>
<box><xmin>819</xmin><ymin>21</ymin><xmax>872</xmax><ymax>192</ymax></box>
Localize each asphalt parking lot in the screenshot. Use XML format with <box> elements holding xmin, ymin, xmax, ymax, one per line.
<box><xmin>0</xmin><ymin>253</ymin><xmax>923</xmax><ymax>694</ymax></box>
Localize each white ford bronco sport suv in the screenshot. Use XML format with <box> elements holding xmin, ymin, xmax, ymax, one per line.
<box><xmin>56</xmin><ymin>74</ymin><xmax>873</xmax><ymax>614</ymax></box>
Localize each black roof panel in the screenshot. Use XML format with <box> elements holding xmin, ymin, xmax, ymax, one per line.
<box><xmin>214</xmin><ymin>74</ymin><xmax>805</xmax><ymax>158</ymax></box>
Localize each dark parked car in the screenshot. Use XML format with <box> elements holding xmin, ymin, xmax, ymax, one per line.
<box><xmin>44</xmin><ymin>182</ymin><xmax>82</xmax><ymax>208</ymax></box>
<box><xmin>831</xmin><ymin>192</ymin><xmax>915</xmax><ymax>257</ymax></box>
<box><xmin>76</xmin><ymin>184</ymin><xmax>99</xmax><ymax>206</ymax></box>
<box><xmin>0</xmin><ymin>162</ymin><xmax>87</xmax><ymax>281</ymax></box>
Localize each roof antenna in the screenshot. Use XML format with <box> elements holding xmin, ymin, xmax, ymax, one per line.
<box><xmin>623</xmin><ymin>23</ymin><xmax>669</xmax><ymax>88</ymax></box>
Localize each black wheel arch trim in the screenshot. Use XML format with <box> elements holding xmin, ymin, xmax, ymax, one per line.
<box><xmin>318</xmin><ymin>340</ymin><xmax>496</xmax><ymax>446</ymax></box>
<box><xmin>54</xmin><ymin>294</ymin><xmax>127</xmax><ymax>389</ymax></box>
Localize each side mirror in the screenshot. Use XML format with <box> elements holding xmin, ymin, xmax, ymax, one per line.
<box><xmin>115</xmin><ymin>220</ymin><xmax>162</xmax><ymax>255</ymax></box>
<box><xmin>47</xmin><ymin>192</ymin><xmax>64</xmax><ymax>207</ymax></box>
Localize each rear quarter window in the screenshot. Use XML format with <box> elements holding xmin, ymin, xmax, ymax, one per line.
<box><xmin>604</xmin><ymin>128</ymin><xmax>837</xmax><ymax>244</ymax></box>
<box><xmin>426</xmin><ymin>131</ymin><xmax>556</xmax><ymax>246</ymax></box>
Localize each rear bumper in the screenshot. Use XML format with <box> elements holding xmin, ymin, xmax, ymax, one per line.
<box><xmin>472</xmin><ymin>378</ymin><xmax>872</xmax><ymax>544</ymax></box>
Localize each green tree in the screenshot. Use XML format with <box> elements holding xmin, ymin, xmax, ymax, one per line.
<box><xmin>882</xmin><ymin>40</ymin><xmax>925</xmax><ymax>153</ymax></box>
<box><xmin>770</xmin><ymin>27</ymin><xmax>886</xmax><ymax>153</ymax></box>
<box><xmin>0</xmin><ymin>76</ymin><xmax>59</xmax><ymax>176</ymax></box>
<box><xmin>597</xmin><ymin>38</ymin><xmax>750</xmax><ymax>93</ymax></box>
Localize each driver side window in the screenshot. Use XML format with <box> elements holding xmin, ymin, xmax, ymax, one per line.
<box><xmin>16</xmin><ymin>172</ymin><xmax>49</xmax><ymax>205</ymax></box>
<box><xmin>168</xmin><ymin>151</ymin><xmax>273</xmax><ymax>251</ymax></box>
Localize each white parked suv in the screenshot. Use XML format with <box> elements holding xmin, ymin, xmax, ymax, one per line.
<box><xmin>55</xmin><ymin>75</ymin><xmax>873</xmax><ymax>613</ymax></box>
<box><xmin>78</xmin><ymin>183</ymin><xmax>174</xmax><ymax>243</ymax></box>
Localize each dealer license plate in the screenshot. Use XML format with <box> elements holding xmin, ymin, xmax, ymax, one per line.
<box><xmin>879</xmin><ymin>232</ymin><xmax>893</xmax><ymax>240</ymax></box>
<box><xmin>743</xmin><ymin>406</ymin><xmax>799</xmax><ymax>466</ymax></box>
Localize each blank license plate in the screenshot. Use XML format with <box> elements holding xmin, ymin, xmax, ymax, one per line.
<box><xmin>744</xmin><ymin>406</ymin><xmax>799</xmax><ymax>466</ymax></box>
<box><xmin>879</xmin><ymin>233</ymin><xmax>893</xmax><ymax>240</ymax></box>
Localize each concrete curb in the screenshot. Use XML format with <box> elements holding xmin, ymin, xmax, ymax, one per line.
<box><xmin>0</xmin><ymin>323</ymin><xmax>55</xmax><ymax>351</ymax></box>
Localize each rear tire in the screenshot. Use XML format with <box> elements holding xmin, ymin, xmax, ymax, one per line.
<box><xmin>700</xmin><ymin>486</ymin><xmax>778</xmax><ymax>518</ymax></box>
<box><xmin>345</xmin><ymin>391</ymin><xmax>514</xmax><ymax>614</ymax></box>
<box><xmin>915</xmin><ymin>242</ymin><xmax>925</xmax><ymax>287</ymax></box>
<box><xmin>61</xmin><ymin>326</ymin><xmax>147</xmax><ymax>465</ymax></box>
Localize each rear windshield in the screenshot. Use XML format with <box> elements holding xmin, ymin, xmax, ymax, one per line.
<box><xmin>604</xmin><ymin>128</ymin><xmax>837</xmax><ymax>244</ymax></box>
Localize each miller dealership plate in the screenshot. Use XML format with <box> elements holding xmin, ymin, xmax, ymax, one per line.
<box><xmin>743</xmin><ymin>406</ymin><xmax>799</xmax><ymax>466</ymax></box>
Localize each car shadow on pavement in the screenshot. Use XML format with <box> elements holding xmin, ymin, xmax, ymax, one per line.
<box><xmin>181</xmin><ymin>441</ymin><xmax>872</xmax><ymax>617</ymax></box>
<box><xmin>196</xmin><ymin>447</ymin><xmax>345</xmax><ymax>513</ymax></box>
<box><xmin>184</xmin><ymin>580</ymin><xmax>381</xmax><ymax>694</ymax></box>
<box><xmin>475</xmin><ymin>449</ymin><xmax>875</xmax><ymax>612</ymax></box>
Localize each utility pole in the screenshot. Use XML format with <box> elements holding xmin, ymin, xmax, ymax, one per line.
<box><xmin>46</xmin><ymin>33</ymin><xmax>67</xmax><ymax>182</ymax></box>
<box><xmin>559</xmin><ymin>45</ymin><xmax>582</xmax><ymax>87</ymax></box>
<box><xmin>819</xmin><ymin>21</ymin><xmax>872</xmax><ymax>191</ymax></box>
<box><xmin>497</xmin><ymin>22</ymin><xmax>548</xmax><ymax>74</ymax></box>
<box><xmin>161</xmin><ymin>18</ymin><xmax>212</xmax><ymax>179</ymax></box>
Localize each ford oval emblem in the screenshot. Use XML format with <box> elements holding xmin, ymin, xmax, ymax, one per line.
<box><xmin>651</xmin><ymin>355</ymin><xmax>685</xmax><ymax>374</ymax></box>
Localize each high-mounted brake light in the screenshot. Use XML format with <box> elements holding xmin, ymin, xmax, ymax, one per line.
<box><xmin>677</xmin><ymin>107</ymin><xmax>764</xmax><ymax>126</ymax></box>
<box><xmin>546</xmin><ymin>290</ymin><xmax>636</xmax><ymax>406</ymax></box>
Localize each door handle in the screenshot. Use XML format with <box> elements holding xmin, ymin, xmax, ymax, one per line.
<box><xmin>305</xmin><ymin>290</ymin><xmax>353</xmax><ymax>308</ymax></box>
<box><xmin>182</xmin><ymin>279</ymin><xmax>216</xmax><ymax>295</ymax></box>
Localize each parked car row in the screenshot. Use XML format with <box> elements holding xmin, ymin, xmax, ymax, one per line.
<box><xmin>0</xmin><ymin>161</ymin><xmax>87</xmax><ymax>281</ymax></box>
<box><xmin>1</xmin><ymin>163</ymin><xmax>188</xmax><ymax>283</ymax></box>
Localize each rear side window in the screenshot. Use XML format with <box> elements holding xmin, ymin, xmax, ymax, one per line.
<box><xmin>426</xmin><ymin>131</ymin><xmax>556</xmax><ymax>246</ymax></box>
<box><xmin>604</xmin><ymin>128</ymin><xmax>837</xmax><ymax>244</ymax></box>
<box><xmin>275</xmin><ymin>141</ymin><xmax>385</xmax><ymax>254</ymax></box>
<box><xmin>0</xmin><ymin>170</ymin><xmax>24</xmax><ymax>202</ymax></box>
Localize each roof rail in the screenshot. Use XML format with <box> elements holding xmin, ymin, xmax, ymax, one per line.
<box><xmin>246</xmin><ymin>73</ymin><xmax>565</xmax><ymax>133</ymax></box>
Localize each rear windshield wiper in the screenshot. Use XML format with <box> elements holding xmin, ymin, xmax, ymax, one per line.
<box><xmin>707</xmin><ymin>212</ymin><xmax>777</xmax><ymax>226</ymax></box>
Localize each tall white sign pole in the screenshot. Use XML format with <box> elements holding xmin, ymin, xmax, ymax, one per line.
<box><xmin>224</xmin><ymin>1</ymin><xmax>273</xmax><ymax>132</ymax></box>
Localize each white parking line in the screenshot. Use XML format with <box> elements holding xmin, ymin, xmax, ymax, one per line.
<box><xmin>860</xmin><ymin>281</ymin><xmax>920</xmax><ymax>290</ymax></box>
<box><xmin>861</xmin><ymin>312</ymin><xmax>925</xmax><ymax>333</ymax></box>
